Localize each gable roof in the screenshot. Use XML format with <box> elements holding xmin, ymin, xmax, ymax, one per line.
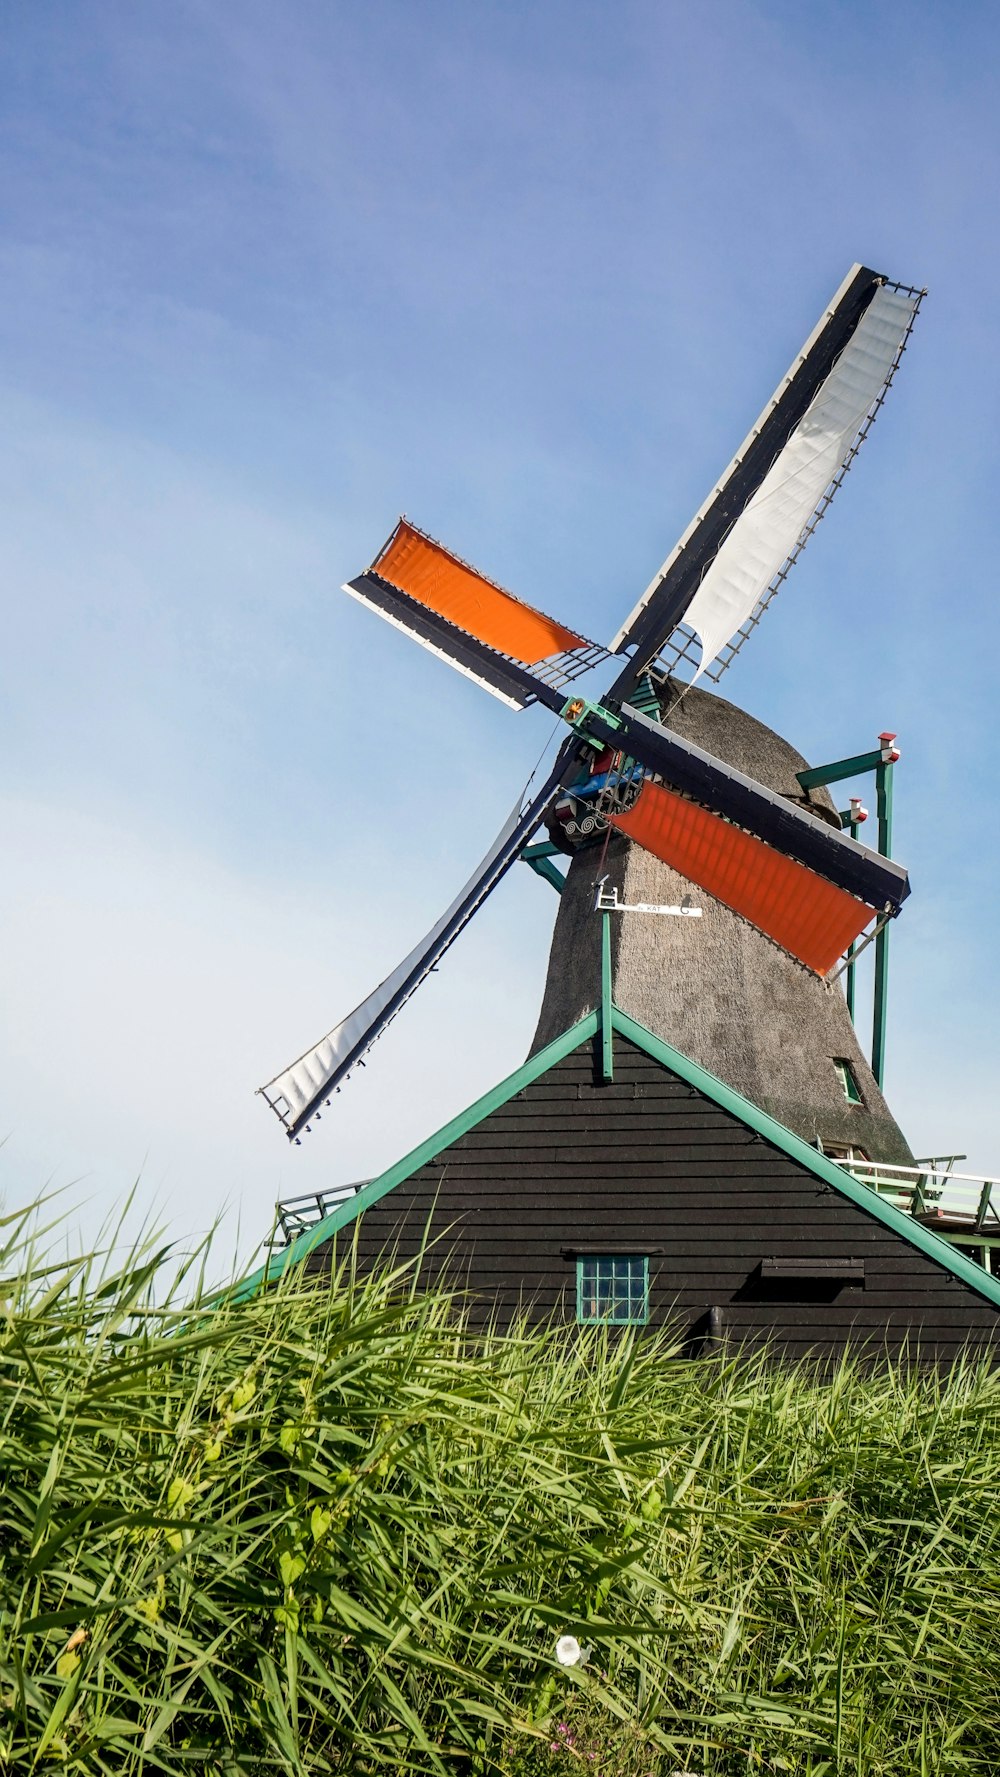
<box><xmin>232</xmin><ymin>1004</ymin><xmax>1000</xmax><ymax>1313</ymax></box>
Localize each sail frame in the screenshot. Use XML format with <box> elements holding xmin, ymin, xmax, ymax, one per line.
<box><xmin>607</xmin><ymin>268</ymin><xmax>924</xmax><ymax>696</ymax></box>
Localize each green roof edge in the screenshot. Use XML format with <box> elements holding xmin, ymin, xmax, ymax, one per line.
<box><xmin>227</xmin><ymin>1010</ymin><xmax>600</xmax><ymax>1304</ymax></box>
<box><xmin>609</xmin><ymin>1004</ymin><xmax>1000</xmax><ymax>1311</ymax></box>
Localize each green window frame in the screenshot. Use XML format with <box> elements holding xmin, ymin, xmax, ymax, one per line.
<box><xmin>576</xmin><ymin>1254</ymin><xmax>649</xmax><ymax>1325</ymax></box>
<box><xmin>834</xmin><ymin>1058</ymin><xmax>862</xmax><ymax>1104</ymax></box>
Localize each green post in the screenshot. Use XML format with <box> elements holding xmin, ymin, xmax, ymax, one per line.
<box><xmin>846</xmin><ymin>816</ymin><xmax>860</xmax><ymax>1024</ymax></box>
<box><xmin>974</xmin><ymin>1180</ymin><xmax>993</xmax><ymax>1235</ymax></box>
<box><xmin>601</xmin><ymin>910</ymin><xmax>613</xmax><ymax>1082</ymax></box>
<box><xmin>871</xmin><ymin>759</ymin><xmax>894</xmax><ymax>1088</ymax></box>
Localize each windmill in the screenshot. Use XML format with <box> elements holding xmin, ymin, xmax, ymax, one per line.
<box><xmin>260</xmin><ymin>264</ymin><xmax>923</xmax><ymax>1151</ymax></box>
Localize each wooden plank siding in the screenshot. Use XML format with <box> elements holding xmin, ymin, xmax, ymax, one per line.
<box><xmin>306</xmin><ymin>1034</ymin><xmax>1000</xmax><ymax>1365</ymax></box>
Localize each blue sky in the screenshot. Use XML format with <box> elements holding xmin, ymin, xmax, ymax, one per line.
<box><xmin>2</xmin><ymin>0</ymin><xmax>999</xmax><ymax>1262</ymax></box>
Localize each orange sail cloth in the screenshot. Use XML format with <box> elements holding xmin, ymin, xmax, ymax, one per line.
<box><xmin>610</xmin><ymin>779</ymin><xmax>874</xmax><ymax>976</ymax></box>
<box><xmin>371</xmin><ymin>519</ymin><xmax>587</xmax><ymax>666</ymax></box>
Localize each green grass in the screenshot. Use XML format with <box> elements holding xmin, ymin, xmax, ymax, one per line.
<box><xmin>2</xmin><ymin>1202</ymin><xmax>1000</xmax><ymax>1774</ymax></box>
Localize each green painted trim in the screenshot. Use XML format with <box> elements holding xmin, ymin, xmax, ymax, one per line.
<box><xmin>523</xmin><ymin>841</ymin><xmax>562</xmax><ymax>859</ymax></box>
<box><xmin>523</xmin><ymin>852</ymin><xmax>566</xmax><ymax>895</ymax></box>
<box><xmin>625</xmin><ymin>673</ymin><xmax>661</xmax><ymax>720</ymax></box>
<box><xmin>608</xmin><ymin>1004</ymin><xmax>1000</xmax><ymax>1311</ymax></box>
<box><xmin>576</xmin><ymin>1253</ymin><xmax>649</xmax><ymax>1325</ymax></box>
<box><xmin>601</xmin><ymin>911</ymin><xmax>613</xmax><ymax>1083</ymax></box>
<box><xmin>797</xmin><ymin>747</ymin><xmax>887</xmax><ymax>790</ymax></box>
<box><xmin>229</xmin><ymin>1010</ymin><xmax>601</xmax><ymax>1303</ymax></box>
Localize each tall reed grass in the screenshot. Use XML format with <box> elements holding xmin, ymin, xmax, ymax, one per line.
<box><xmin>2</xmin><ymin>1200</ymin><xmax>1000</xmax><ymax>1774</ymax></box>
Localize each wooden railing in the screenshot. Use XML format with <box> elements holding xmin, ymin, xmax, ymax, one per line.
<box><xmin>845</xmin><ymin>1160</ymin><xmax>1000</xmax><ymax>1236</ymax></box>
<box><xmin>272</xmin><ymin>1185</ymin><xmax>361</xmax><ymax>1247</ymax></box>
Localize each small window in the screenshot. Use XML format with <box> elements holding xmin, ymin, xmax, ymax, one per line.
<box><xmin>576</xmin><ymin>1255</ymin><xmax>649</xmax><ymax>1325</ymax></box>
<box><xmin>834</xmin><ymin>1059</ymin><xmax>862</xmax><ymax>1104</ymax></box>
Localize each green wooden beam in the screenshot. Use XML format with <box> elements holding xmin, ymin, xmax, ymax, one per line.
<box><xmin>871</xmin><ymin>759</ymin><xmax>894</xmax><ymax>1089</ymax></box>
<box><xmin>846</xmin><ymin>816</ymin><xmax>860</xmax><ymax>1023</ymax></box>
<box><xmin>523</xmin><ymin>851</ymin><xmax>566</xmax><ymax>894</ymax></box>
<box><xmin>601</xmin><ymin>910</ymin><xmax>613</xmax><ymax>1082</ymax></box>
<box><xmin>796</xmin><ymin>747</ymin><xmax>888</xmax><ymax>790</ymax></box>
<box><xmin>796</xmin><ymin>737</ymin><xmax>898</xmax><ymax>1068</ymax></box>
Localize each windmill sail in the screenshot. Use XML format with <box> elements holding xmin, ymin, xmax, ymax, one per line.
<box><xmin>679</xmin><ymin>285</ymin><xmax>920</xmax><ymax>680</ymax></box>
<box><xmin>345</xmin><ymin>519</ymin><xmax>609</xmax><ymax>705</ymax></box>
<box><xmin>343</xmin><ymin>569</ymin><xmax>561</xmax><ymax>711</ymax></box>
<box><xmin>604</xmin><ymin>704</ymin><xmax>910</xmax><ymax>913</ymax></box>
<box><xmin>259</xmin><ymin>753</ymin><xmax>570</xmax><ymax>1139</ymax></box>
<box><xmin>608</xmin><ymin>268</ymin><xmax>922</xmax><ymax>695</ymax></box>
<box><xmin>608</xmin><ymin>779</ymin><xmax>875</xmax><ymax>977</ymax></box>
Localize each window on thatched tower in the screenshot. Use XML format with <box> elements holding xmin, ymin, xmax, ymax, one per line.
<box><xmin>834</xmin><ymin>1058</ymin><xmax>863</xmax><ymax>1104</ymax></box>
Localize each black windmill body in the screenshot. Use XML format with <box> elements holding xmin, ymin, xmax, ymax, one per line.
<box><xmin>261</xmin><ymin>264</ymin><xmax>921</xmax><ymax>1157</ymax></box>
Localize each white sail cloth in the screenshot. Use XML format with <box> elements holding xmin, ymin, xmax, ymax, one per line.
<box><xmin>684</xmin><ymin>285</ymin><xmax>919</xmax><ymax>680</ymax></box>
<box><xmin>259</xmin><ymin>795</ymin><xmax>534</xmax><ymax>1131</ymax></box>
